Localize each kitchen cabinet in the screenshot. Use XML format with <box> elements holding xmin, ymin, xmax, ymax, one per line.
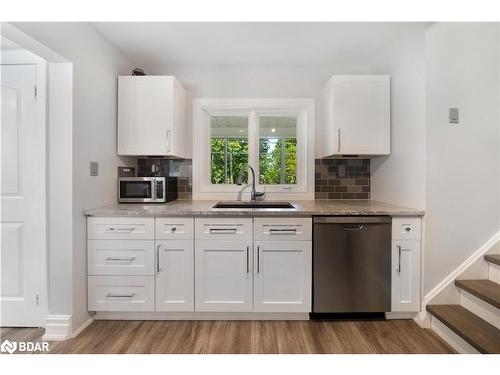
<box><xmin>117</xmin><ymin>76</ymin><xmax>190</xmax><ymax>158</ymax></box>
<box><xmin>254</xmin><ymin>241</ymin><xmax>311</xmax><ymax>312</ymax></box>
<box><xmin>195</xmin><ymin>241</ymin><xmax>253</xmax><ymax>312</ymax></box>
<box><xmin>317</xmin><ymin>75</ymin><xmax>390</xmax><ymax>157</ymax></box>
<box><xmin>88</xmin><ymin>275</ymin><xmax>155</xmax><ymax>312</ymax></box>
<box><xmin>156</xmin><ymin>240</ymin><xmax>194</xmax><ymax>311</ymax></box>
<box><xmin>391</xmin><ymin>217</ymin><xmax>421</xmax><ymax>312</ymax></box>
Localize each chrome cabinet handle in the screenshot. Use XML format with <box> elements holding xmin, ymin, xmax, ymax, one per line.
<box><xmin>269</xmin><ymin>228</ymin><xmax>297</xmax><ymax>235</ymax></box>
<box><xmin>246</xmin><ymin>245</ymin><xmax>250</xmax><ymax>273</ymax></box>
<box><xmin>397</xmin><ymin>245</ymin><xmax>402</xmax><ymax>273</ymax></box>
<box><xmin>156</xmin><ymin>244</ymin><xmax>162</xmax><ymax>273</ymax></box>
<box><xmin>257</xmin><ymin>245</ymin><xmax>260</xmax><ymax>273</ymax></box>
<box><xmin>337</xmin><ymin>129</ymin><xmax>341</xmax><ymax>153</ymax></box>
<box><xmin>209</xmin><ymin>228</ymin><xmax>237</xmax><ymax>234</ymax></box>
<box><xmin>108</xmin><ymin>227</ymin><xmax>134</xmax><ymax>232</ymax></box>
<box><xmin>105</xmin><ymin>256</ymin><xmax>135</xmax><ymax>261</ymax></box>
<box><xmin>105</xmin><ymin>293</ymin><xmax>135</xmax><ymax>298</ymax></box>
<box><xmin>166</xmin><ymin>130</ymin><xmax>172</xmax><ymax>153</ymax></box>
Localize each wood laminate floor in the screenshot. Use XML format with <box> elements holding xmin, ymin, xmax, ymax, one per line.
<box><xmin>1</xmin><ymin>319</ymin><xmax>455</xmax><ymax>354</ymax></box>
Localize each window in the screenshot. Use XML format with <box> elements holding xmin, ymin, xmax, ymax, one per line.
<box><xmin>259</xmin><ymin>116</ymin><xmax>297</xmax><ymax>185</ymax></box>
<box><xmin>210</xmin><ymin>116</ymin><xmax>248</xmax><ymax>184</ymax></box>
<box><xmin>193</xmin><ymin>99</ymin><xmax>314</xmax><ymax>200</ymax></box>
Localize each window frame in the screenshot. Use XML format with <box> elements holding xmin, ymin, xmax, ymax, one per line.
<box><xmin>193</xmin><ymin>98</ymin><xmax>314</xmax><ymax>200</ymax></box>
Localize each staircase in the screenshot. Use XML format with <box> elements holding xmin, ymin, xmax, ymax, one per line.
<box><xmin>426</xmin><ymin>254</ymin><xmax>500</xmax><ymax>353</ymax></box>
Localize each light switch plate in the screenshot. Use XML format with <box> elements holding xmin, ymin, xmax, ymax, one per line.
<box><xmin>449</xmin><ymin>108</ymin><xmax>459</xmax><ymax>124</ymax></box>
<box><xmin>90</xmin><ymin>161</ymin><xmax>98</xmax><ymax>176</ymax></box>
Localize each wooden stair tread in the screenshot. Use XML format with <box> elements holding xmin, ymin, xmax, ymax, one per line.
<box><xmin>427</xmin><ymin>304</ymin><xmax>500</xmax><ymax>353</ymax></box>
<box><xmin>485</xmin><ymin>254</ymin><xmax>500</xmax><ymax>266</ymax></box>
<box><xmin>455</xmin><ymin>279</ymin><xmax>500</xmax><ymax>309</ymax></box>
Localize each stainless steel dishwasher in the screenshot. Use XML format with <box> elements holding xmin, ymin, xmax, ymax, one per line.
<box><xmin>313</xmin><ymin>216</ymin><xmax>391</xmax><ymax>313</ymax></box>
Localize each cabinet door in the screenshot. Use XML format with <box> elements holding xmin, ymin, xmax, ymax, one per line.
<box><xmin>118</xmin><ymin>76</ymin><xmax>174</xmax><ymax>156</ymax></box>
<box><xmin>391</xmin><ymin>240</ymin><xmax>421</xmax><ymax>312</ymax></box>
<box><xmin>155</xmin><ymin>240</ymin><xmax>194</xmax><ymax>311</ymax></box>
<box><xmin>254</xmin><ymin>241</ymin><xmax>312</xmax><ymax>312</ymax></box>
<box><xmin>195</xmin><ymin>241</ymin><xmax>253</xmax><ymax>312</ymax></box>
<box><xmin>333</xmin><ymin>75</ymin><xmax>390</xmax><ymax>155</ymax></box>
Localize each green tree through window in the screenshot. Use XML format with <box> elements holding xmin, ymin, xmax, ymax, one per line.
<box><xmin>210</xmin><ymin>138</ymin><xmax>248</xmax><ymax>184</ymax></box>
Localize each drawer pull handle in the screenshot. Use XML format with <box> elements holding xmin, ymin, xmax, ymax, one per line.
<box><xmin>269</xmin><ymin>228</ymin><xmax>297</xmax><ymax>235</ymax></box>
<box><xmin>105</xmin><ymin>257</ymin><xmax>135</xmax><ymax>262</ymax></box>
<box><xmin>105</xmin><ymin>293</ymin><xmax>135</xmax><ymax>298</ymax></box>
<box><xmin>209</xmin><ymin>228</ymin><xmax>237</xmax><ymax>234</ymax></box>
<box><xmin>170</xmin><ymin>227</ymin><xmax>177</xmax><ymax>232</ymax></box>
<box><xmin>108</xmin><ymin>227</ymin><xmax>134</xmax><ymax>232</ymax></box>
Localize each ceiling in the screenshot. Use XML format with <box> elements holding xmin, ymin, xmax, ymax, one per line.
<box><xmin>92</xmin><ymin>22</ymin><xmax>418</xmax><ymax>68</ymax></box>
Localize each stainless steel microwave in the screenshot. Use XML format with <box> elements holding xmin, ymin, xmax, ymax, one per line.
<box><xmin>118</xmin><ymin>177</ymin><xmax>177</xmax><ymax>203</ymax></box>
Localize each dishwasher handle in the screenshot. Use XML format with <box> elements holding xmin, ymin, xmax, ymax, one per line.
<box><xmin>343</xmin><ymin>224</ymin><xmax>364</xmax><ymax>231</ymax></box>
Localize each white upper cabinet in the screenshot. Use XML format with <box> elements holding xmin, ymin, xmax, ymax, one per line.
<box><xmin>117</xmin><ymin>76</ymin><xmax>190</xmax><ymax>158</ymax></box>
<box><xmin>317</xmin><ymin>75</ymin><xmax>390</xmax><ymax>157</ymax></box>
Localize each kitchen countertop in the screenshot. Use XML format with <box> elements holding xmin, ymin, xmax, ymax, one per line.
<box><xmin>84</xmin><ymin>200</ymin><xmax>424</xmax><ymax>217</ymax></box>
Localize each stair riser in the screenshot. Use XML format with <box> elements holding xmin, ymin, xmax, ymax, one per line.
<box><xmin>489</xmin><ymin>263</ymin><xmax>500</xmax><ymax>283</ymax></box>
<box><xmin>430</xmin><ymin>316</ymin><xmax>480</xmax><ymax>354</ymax></box>
<box><xmin>459</xmin><ymin>290</ymin><xmax>500</xmax><ymax>329</ymax></box>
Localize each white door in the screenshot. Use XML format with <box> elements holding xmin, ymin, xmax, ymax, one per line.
<box><xmin>254</xmin><ymin>241</ymin><xmax>311</xmax><ymax>312</ymax></box>
<box><xmin>155</xmin><ymin>240</ymin><xmax>194</xmax><ymax>311</ymax></box>
<box><xmin>1</xmin><ymin>63</ymin><xmax>44</xmax><ymax>326</ymax></box>
<box><xmin>195</xmin><ymin>241</ymin><xmax>252</xmax><ymax>312</ymax></box>
<box><xmin>391</xmin><ymin>240</ymin><xmax>421</xmax><ymax>312</ymax></box>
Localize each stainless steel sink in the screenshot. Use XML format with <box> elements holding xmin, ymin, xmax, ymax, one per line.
<box><xmin>212</xmin><ymin>201</ymin><xmax>295</xmax><ymax>209</ymax></box>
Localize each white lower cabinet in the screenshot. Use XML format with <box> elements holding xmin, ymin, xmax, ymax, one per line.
<box><xmin>88</xmin><ymin>275</ymin><xmax>155</xmax><ymax>312</ymax></box>
<box><xmin>155</xmin><ymin>240</ymin><xmax>194</xmax><ymax>311</ymax></box>
<box><xmin>254</xmin><ymin>241</ymin><xmax>312</xmax><ymax>312</ymax></box>
<box><xmin>391</xmin><ymin>240</ymin><xmax>421</xmax><ymax>312</ymax></box>
<box><xmin>195</xmin><ymin>241</ymin><xmax>253</xmax><ymax>312</ymax></box>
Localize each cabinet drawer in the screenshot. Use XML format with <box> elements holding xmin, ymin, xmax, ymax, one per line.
<box><xmin>88</xmin><ymin>217</ymin><xmax>154</xmax><ymax>240</ymax></box>
<box><xmin>88</xmin><ymin>276</ymin><xmax>154</xmax><ymax>311</ymax></box>
<box><xmin>156</xmin><ymin>217</ymin><xmax>194</xmax><ymax>240</ymax></box>
<box><xmin>254</xmin><ymin>218</ymin><xmax>312</xmax><ymax>241</ymax></box>
<box><xmin>195</xmin><ymin>218</ymin><xmax>252</xmax><ymax>240</ymax></box>
<box><xmin>87</xmin><ymin>240</ymin><xmax>154</xmax><ymax>276</ymax></box>
<box><xmin>392</xmin><ymin>217</ymin><xmax>421</xmax><ymax>241</ymax></box>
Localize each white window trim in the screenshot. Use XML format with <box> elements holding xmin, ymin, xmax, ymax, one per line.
<box><xmin>193</xmin><ymin>98</ymin><xmax>315</xmax><ymax>201</ymax></box>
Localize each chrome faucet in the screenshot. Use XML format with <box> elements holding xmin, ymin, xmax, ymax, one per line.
<box><xmin>236</xmin><ymin>165</ymin><xmax>265</xmax><ymax>202</ymax></box>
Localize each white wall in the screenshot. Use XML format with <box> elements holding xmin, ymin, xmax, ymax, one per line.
<box><xmin>11</xmin><ymin>22</ymin><xmax>134</xmax><ymax>331</ymax></box>
<box><xmin>371</xmin><ymin>25</ymin><xmax>426</xmax><ymax>210</ymax></box>
<box><xmin>424</xmin><ymin>23</ymin><xmax>500</xmax><ymax>293</ymax></box>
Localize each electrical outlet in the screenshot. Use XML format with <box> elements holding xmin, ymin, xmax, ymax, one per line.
<box><xmin>449</xmin><ymin>108</ymin><xmax>459</xmax><ymax>124</ymax></box>
<box><xmin>90</xmin><ymin>161</ymin><xmax>99</xmax><ymax>176</ymax></box>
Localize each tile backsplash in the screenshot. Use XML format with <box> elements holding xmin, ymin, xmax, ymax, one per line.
<box><xmin>137</xmin><ymin>158</ymin><xmax>192</xmax><ymax>200</ymax></box>
<box><xmin>135</xmin><ymin>158</ymin><xmax>370</xmax><ymax>201</ymax></box>
<box><xmin>315</xmin><ymin>159</ymin><xmax>371</xmax><ymax>200</ymax></box>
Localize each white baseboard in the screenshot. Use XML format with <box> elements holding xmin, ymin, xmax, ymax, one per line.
<box><xmin>42</xmin><ymin>315</ymin><xmax>72</xmax><ymax>341</ymax></box>
<box><xmin>71</xmin><ymin>316</ymin><xmax>94</xmax><ymax>338</ymax></box>
<box><xmin>430</xmin><ymin>316</ymin><xmax>479</xmax><ymax>354</ymax></box>
<box><xmin>385</xmin><ymin>312</ymin><xmax>417</xmax><ymax>320</ymax></box>
<box><xmin>94</xmin><ymin>311</ymin><xmax>310</xmax><ymax>321</ymax></box>
<box><xmin>415</xmin><ymin>230</ymin><xmax>500</xmax><ymax>328</ymax></box>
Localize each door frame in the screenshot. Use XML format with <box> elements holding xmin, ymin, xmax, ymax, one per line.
<box><xmin>1</xmin><ymin>47</ymin><xmax>48</xmax><ymax>327</ymax></box>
